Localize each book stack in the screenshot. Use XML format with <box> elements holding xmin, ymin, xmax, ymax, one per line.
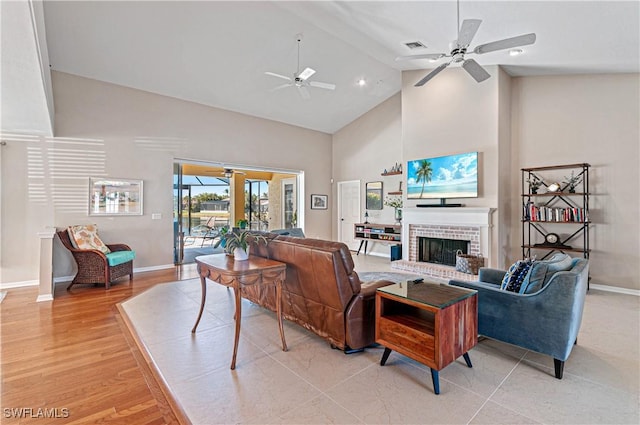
<box><xmin>524</xmin><ymin>203</ymin><xmax>588</xmax><ymax>222</ymax></box>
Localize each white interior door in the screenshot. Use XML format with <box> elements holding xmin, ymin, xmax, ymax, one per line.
<box><xmin>281</xmin><ymin>177</ymin><xmax>297</xmax><ymax>229</ymax></box>
<box><xmin>337</xmin><ymin>180</ymin><xmax>361</xmax><ymax>250</ymax></box>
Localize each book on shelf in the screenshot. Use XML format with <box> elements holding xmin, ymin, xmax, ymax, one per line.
<box><xmin>524</xmin><ymin>202</ymin><xmax>588</xmax><ymax>222</ymax></box>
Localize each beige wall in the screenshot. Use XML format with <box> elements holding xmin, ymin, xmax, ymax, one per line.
<box><xmin>333</xmin><ymin>69</ymin><xmax>640</xmax><ymax>291</ymax></box>
<box><xmin>332</xmin><ymin>93</ymin><xmax>402</xmax><ymax>255</ymax></box>
<box><xmin>0</xmin><ymin>72</ymin><xmax>332</xmax><ymax>285</ymax></box>
<box><xmin>401</xmin><ymin>66</ymin><xmax>505</xmax><ymax>267</ymax></box>
<box><xmin>510</xmin><ymin>74</ymin><xmax>640</xmax><ymax>290</ymax></box>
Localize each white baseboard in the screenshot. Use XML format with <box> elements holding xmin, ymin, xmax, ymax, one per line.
<box><xmin>0</xmin><ymin>280</ymin><xmax>38</xmax><ymax>290</ymax></box>
<box><xmin>362</xmin><ymin>251</ymin><xmax>390</xmax><ymax>259</ymax></box>
<box><xmin>135</xmin><ymin>264</ymin><xmax>175</xmax><ymax>273</ymax></box>
<box><xmin>4</xmin><ymin>265</ymin><xmax>632</xmax><ymax>296</ymax></box>
<box><xmin>36</xmin><ymin>294</ymin><xmax>54</xmax><ymax>302</ymax></box>
<box><xmin>54</xmin><ymin>275</ymin><xmax>74</xmax><ymax>284</ymax></box>
<box><xmin>590</xmin><ymin>283</ymin><xmax>640</xmax><ymax>296</ymax></box>
<box><xmin>3</xmin><ymin>264</ymin><xmax>175</xmax><ymax>290</ymax></box>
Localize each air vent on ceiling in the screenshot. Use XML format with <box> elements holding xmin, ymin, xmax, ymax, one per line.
<box><xmin>404</xmin><ymin>41</ymin><xmax>427</xmax><ymax>49</ymax></box>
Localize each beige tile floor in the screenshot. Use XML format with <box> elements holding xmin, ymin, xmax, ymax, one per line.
<box><xmin>121</xmin><ymin>254</ymin><xmax>640</xmax><ymax>425</ymax></box>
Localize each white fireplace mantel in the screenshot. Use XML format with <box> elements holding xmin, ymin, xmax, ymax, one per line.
<box><xmin>401</xmin><ymin>207</ymin><xmax>496</xmax><ymax>266</ymax></box>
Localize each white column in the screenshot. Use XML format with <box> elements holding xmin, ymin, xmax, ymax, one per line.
<box><xmin>37</xmin><ymin>227</ymin><xmax>56</xmax><ymax>302</ymax></box>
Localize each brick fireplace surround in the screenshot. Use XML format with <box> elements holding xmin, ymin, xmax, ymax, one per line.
<box><xmin>391</xmin><ymin>207</ymin><xmax>495</xmax><ymax>282</ymax></box>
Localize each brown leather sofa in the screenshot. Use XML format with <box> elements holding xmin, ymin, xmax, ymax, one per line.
<box><xmin>244</xmin><ymin>233</ymin><xmax>394</xmax><ymax>352</ymax></box>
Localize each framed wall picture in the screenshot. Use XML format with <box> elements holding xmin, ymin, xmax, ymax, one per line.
<box><xmin>365</xmin><ymin>181</ymin><xmax>383</xmax><ymax>210</ymax></box>
<box><xmin>310</xmin><ymin>194</ymin><xmax>328</xmax><ymax>210</ymax></box>
<box><xmin>89</xmin><ymin>177</ymin><xmax>143</xmax><ymax>216</ymax></box>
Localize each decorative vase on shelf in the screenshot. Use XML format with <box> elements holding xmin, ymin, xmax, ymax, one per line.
<box><xmin>233</xmin><ymin>247</ymin><xmax>249</xmax><ymax>261</ymax></box>
<box><xmin>394</xmin><ymin>208</ymin><xmax>402</xmax><ymax>224</ymax></box>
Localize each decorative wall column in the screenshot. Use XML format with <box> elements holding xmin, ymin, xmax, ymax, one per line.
<box><xmin>37</xmin><ymin>227</ymin><xmax>56</xmax><ymax>302</ymax></box>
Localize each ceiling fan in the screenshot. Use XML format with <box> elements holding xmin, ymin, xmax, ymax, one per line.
<box><xmin>211</xmin><ymin>168</ymin><xmax>246</xmax><ymax>179</ymax></box>
<box><xmin>265</xmin><ymin>34</ymin><xmax>336</xmax><ymax>100</ymax></box>
<box><xmin>397</xmin><ymin>0</ymin><xmax>536</xmax><ymax>86</ymax></box>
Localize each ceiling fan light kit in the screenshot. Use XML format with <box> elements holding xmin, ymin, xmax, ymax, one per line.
<box><xmin>400</xmin><ymin>0</ymin><xmax>536</xmax><ymax>86</ymax></box>
<box><xmin>265</xmin><ymin>34</ymin><xmax>336</xmax><ymax>99</ymax></box>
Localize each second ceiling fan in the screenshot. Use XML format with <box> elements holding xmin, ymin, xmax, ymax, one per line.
<box><xmin>398</xmin><ymin>0</ymin><xmax>536</xmax><ymax>86</ymax></box>
<box><xmin>265</xmin><ymin>34</ymin><xmax>336</xmax><ymax>100</ymax></box>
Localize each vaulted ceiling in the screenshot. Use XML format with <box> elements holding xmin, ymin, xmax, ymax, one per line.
<box><xmin>3</xmin><ymin>1</ymin><xmax>639</xmax><ymax>136</ymax></box>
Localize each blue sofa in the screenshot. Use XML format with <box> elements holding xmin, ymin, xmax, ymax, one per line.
<box><xmin>450</xmin><ymin>256</ymin><xmax>589</xmax><ymax>379</ymax></box>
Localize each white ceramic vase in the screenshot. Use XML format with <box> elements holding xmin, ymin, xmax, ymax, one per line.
<box><xmin>233</xmin><ymin>247</ymin><xmax>249</xmax><ymax>261</ymax></box>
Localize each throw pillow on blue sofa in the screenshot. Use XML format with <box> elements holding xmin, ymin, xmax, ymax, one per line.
<box><xmin>500</xmin><ymin>253</ymin><xmax>573</xmax><ymax>295</ymax></box>
<box><xmin>500</xmin><ymin>259</ymin><xmax>534</xmax><ymax>292</ymax></box>
<box><xmin>542</xmin><ymin>253</ymin><xmax>574</xmax><ymax>282</ymax></box>
<box><xmin>520</xmin><ymin>262</ymin><xmax>548</xmax><ymax>294</ymax></box>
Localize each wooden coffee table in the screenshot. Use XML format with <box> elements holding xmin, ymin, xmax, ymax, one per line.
<box><xmin>192</xmin><ymin>254</ymin><xmax>287</xmax><ymax>370</ymax></box>
<box><xmin>375</xmin><ymin>279</ymin><xmax>478</xmax><ymax>394</ymax></box>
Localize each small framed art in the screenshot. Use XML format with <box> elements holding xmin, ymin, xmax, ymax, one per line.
<box><xmin>311</xmin><ymin>194</ymin><xmax>328</xmax><ymax>210</ymax></box>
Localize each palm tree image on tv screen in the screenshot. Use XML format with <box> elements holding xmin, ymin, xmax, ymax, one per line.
<box><xmin>407</xmin><ymin>152</ymin><xmax>478</xmax><ymax>200</ymax></box>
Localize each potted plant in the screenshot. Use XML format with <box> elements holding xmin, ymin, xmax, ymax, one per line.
<box><xmin>214</xmin><ymin>227</ymin><xmax>267</xmax><ymax>261</ymax></box>
<box><xmin>236</xmin><ymin>219</ymin><xmax>248</xmax><ymax>229</ymax></box>
<box><xmin>527</xmin><ymin>176</ymin><xmax>542</xmax><ymax>194</ymax></box>
<box><xmin>563</xmin><ymin>171</ymin><xmax>582</xmax><ymax>193</ymax></box>
<box><xmin>384</xmin><ymin>196</ymin><xmax>403</xmax><ymax>223</ymax></box>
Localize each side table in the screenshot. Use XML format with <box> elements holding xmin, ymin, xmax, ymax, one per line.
<box><xmin>376</xmin><ymin>280</ymin><xmax>478</xmax><ymax>394</ymax></box>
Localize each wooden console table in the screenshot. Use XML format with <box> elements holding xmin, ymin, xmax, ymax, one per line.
<box><xmin>376</xmin><ymin>280</ymin><xmax>477</xmax><ymax>394</ymax></box>
<box><xmin>354</xmin><ymin>223</ymin><xmax>401</xmax><ymax>255</ymax></box>
<box><xmin>193</xmin><ymin>254</ymin><xmax>287</xmax><ymax>370</ymax></box>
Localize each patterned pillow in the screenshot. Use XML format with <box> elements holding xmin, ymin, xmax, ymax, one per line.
<box><xmin>67</xmin><ymin>224</ymin><xmax>111</xmax><ymax>254</ymax></box>
<box><xmin>501</xmin><ymin>259</ymin><xmax>534</xmax><ymax>292</ymax></box>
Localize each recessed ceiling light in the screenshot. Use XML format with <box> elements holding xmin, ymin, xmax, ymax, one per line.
<box><xmin>509</xmin><ymin>48</ymin><xmax>524</xmax><ymax>56</ymax></box>
<box><xmin>357</xmin><ymin>79</ymin><xmax>366</xmax><ymax>86</ymax></box>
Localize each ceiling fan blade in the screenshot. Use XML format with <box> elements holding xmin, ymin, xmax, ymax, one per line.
<box><xmin>473</xmin><ymin>33</ymin><xmax>536</xmax><ymax>54</ymax></box>
<box><xmin>396</xmin><ymin>53</ymin><xmax>446</xmax><ymax>61</ymax></box>
<box><xmin>457</xmin><ymin>19</ymin><xmax>482</xmax><ymax>47</ymax></box>
<box><xmin>298</xmin><ymin>67</ymin><xmax>316</xmax><ymax>81</ymax></box>
<box><xmin>462</xmin><ymin>59</ymin><xmax>491</xmax><ymax>82</ymax></box>
<box><xmin>309</xmin><ymin>81</ymin><xmax>336</xmax><ymax>90</ymax></box>
<box><xmin>297</xmin><ymin>86</ymin><xmax>311</xmax><ymax>100</ymax></box>
<box><xmin>414</xmin><ymin>62</ymin><xmax>450</xmax><ymax>87</ymax></box>
<box><xmin>265</xmin><ymin>71</ymin><xmax>292</xmax><ymax>81</ymax></box>
<box><xmin>269</xmin><ymin>83</ymin><xmax>291</xmax><ymax>92</ymax></box>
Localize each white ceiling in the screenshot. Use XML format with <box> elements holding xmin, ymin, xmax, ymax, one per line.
<box><xmin>23</xmin><ymin>1</ymin><xmax>640</xmax><ymax>134</ymax></box>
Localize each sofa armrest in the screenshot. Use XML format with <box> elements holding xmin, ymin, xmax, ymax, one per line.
<box><xmin>344</xmin><ymin>279</ymin><xmax>395</xmax><ymax>350</ymax></box>
<box><xmin>477</xmin><ymin>267</ymin><xmax>506</xmax><ymax>284</ymax></box>
<box><xmin>449</xmin><ymin>279</ymin><xmax>501</xmax><ymax>291</ymax></box>
<box><xmin>359</xmin><ymin>279</ymin><xmax>396</xmax><ymax>297</ymax></box>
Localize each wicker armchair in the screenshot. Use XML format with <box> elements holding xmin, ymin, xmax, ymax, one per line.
<box><xmin>57</xmin><ymin>229</ymin><xmax>134</xmax><ymax>290</ymax></box>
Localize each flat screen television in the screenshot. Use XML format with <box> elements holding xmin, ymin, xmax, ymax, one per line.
<box><xmin>406</xmin><ymin>151</ymin><xmax>478</xmax><ymax>206</ymax></box>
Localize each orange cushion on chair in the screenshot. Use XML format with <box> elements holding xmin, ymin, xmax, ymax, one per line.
<box><xmin>67</xmin><ymin>224</ymin><xmax>111</xmax><ymax>254</ymax></box>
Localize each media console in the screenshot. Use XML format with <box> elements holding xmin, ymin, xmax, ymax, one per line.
<box><xmin>354</xmin><ymin>223</ymin><xmax>401</xmax><ymax>256</ymax></box>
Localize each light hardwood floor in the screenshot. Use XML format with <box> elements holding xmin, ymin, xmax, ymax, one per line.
<box><xmin>1</xmin><ymin>266</ymin><xmax>199</xmax><ymax>425</ymax></box>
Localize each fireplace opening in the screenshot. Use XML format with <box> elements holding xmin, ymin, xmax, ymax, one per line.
<box><xmin>418</xmin><ymin>237</ymin><xmax>470</xmax><ymax>266</ymax></box>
